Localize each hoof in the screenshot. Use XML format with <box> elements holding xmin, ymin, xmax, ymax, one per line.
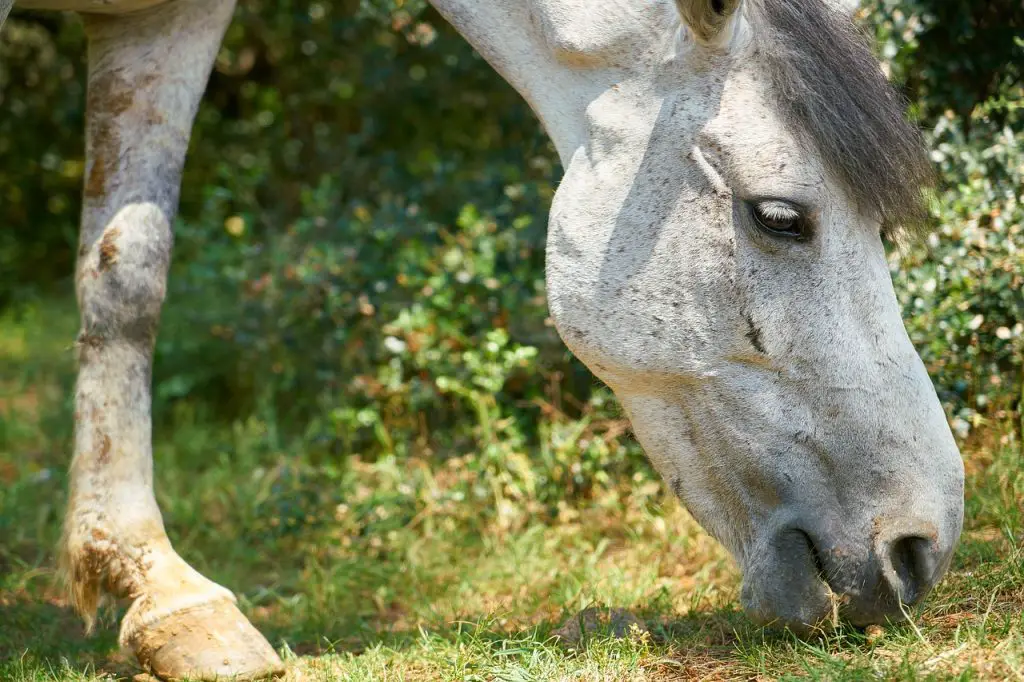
<box><xmin>128</xmin><ymin>599</ymin><xmax>284</xmax><ymax>681</ymax></box>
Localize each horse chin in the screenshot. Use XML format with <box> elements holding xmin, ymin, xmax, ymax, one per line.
<box><xmin>738</xmin><ymin>527</ymin><xmax>835</xmax><ymax>636</ymax></box>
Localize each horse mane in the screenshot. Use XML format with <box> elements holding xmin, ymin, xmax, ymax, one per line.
<box><xmin>746</xmin><ymin>0</ymin><xmax>933</xmax><ymax>237</ymax></box>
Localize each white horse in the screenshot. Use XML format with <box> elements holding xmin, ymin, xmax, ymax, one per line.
<box><xmin>2</xmin><ymin>0</ymin><xmax>965</xmax><ymax>679</ymax></box>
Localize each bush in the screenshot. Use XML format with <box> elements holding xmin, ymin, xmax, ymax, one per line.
<box><xmin>158</xmin><ymin>172</ymin><xmax>647</xmax><ymax>506</ymax></box>
<box><xmin>2</xmin><ymin>0</ymin><xmax>1021</xmax><ymax>467</ymax></box>
<box><xmin>894</xmin><ymin>115</ymin><xmax>1024</xmax><ymax>437</ymax></box>
<box><xmin>871</xmin><ymin>0</ymin><xmax>1024</xmax><ymax>435</ymax></box>
<box><xmin>0</xmin><ymin>15</ymin><xmax>85</xmax><ymax>299</ymax></box>
<box><xmin>869</xmin><ymin>0</ymin><xmax>1023</xmax><ymax>125</ymax></box>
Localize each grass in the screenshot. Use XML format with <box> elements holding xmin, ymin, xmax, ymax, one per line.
<box><xmin>1</xmin><ymin>299</ymin><xmax>1022</xmax><ymax>681</ymax></box>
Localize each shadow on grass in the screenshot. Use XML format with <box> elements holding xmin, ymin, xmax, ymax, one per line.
<box><xmin>0</xmin><ymin>595</ymin><xmax>131</xmax><ymax>679</ymax></box>
<box><xmin>0</xmin><ymin>590</ymin><xmax>752</xmax><ymax>680</ymax></box>
<box><xmin>249</xmin><ymin>593</ymin><xmax>757</xmax><ymax>665</ymax></box>
<box><xmin>2</xmin><ymin>563</ymin><xmax>1019</xmax><ymax>681</ymax></box>
<box><xmin>3</xmin><ymin>492</ymin><xmax>1016</xmax><ymax>679</ymax></box>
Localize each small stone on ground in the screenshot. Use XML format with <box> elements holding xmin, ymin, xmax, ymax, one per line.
<box><xmin>552</xmin><ymin>607</ymin><xmax>648</xmax><ymax>647</ymax></box>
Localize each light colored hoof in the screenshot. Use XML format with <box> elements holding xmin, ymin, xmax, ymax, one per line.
<box><xmin>128</xmin><ymin>599</ymin><xmax>284</xmax><ymax>681</ymax></box>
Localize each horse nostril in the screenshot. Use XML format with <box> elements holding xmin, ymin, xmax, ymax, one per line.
<box><xmin>884</xmin><ymin>535</ymin><xmax>938</xmax><ymax>605</ymax></box>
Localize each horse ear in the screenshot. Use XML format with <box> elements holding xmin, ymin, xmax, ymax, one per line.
<box><xmin>675</xmin><ymin>0</ymin><xmax>742</xmax><ymax>46</ymax></box>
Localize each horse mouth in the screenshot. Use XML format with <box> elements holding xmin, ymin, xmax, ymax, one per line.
<box><xmin>740</xmin><ymin>516</ymin><xmax>953</xmax><ymax>635</ymax></box>
<box><xmin>787</xmin><ymin>526</ymin><xmax>945</xmax><ymax>630</ymax></box>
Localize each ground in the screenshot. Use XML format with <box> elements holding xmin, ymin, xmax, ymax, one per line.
<box><xmin>1</xmin><ymin>300</ymin><xmax>1021</xmax><ymax>681</ymax></box>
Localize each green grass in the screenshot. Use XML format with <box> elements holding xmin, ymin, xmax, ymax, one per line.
<box><xmin>1</xmin><ymin>300</ymin><xmax>1022</xmax><ymax>681</ymax></box>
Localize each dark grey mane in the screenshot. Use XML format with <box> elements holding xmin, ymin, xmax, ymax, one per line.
<box><xmin>747</xmin><ymin>0</ymin><xmax>933</xmax><ymax>234</ymax></box>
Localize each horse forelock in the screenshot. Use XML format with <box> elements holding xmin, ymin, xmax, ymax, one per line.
<box><xmin>744</xmin><ymin>0</ymin><xmax>933</xmax><ymax>239</ymax></box>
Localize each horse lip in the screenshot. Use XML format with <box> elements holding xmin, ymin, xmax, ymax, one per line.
<box><xmin>739</xmin><ymin>523</ymin><xmax>938</xmax><ymax>633</ymax></box>
<box><xmin>800</xmin><ymin>528</ymin><xmax>829</xmax><ymax>581</ymax></box>
<box><xmin>738</xmin><ymin>526</ymin><xmax>835</xmax><ymax>633</ymax></box>
<box><xmin>798</xmin><ymin>518</ymin><xmax>954</xmax><ymax>628</ymax></box>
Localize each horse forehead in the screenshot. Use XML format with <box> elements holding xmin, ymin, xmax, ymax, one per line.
<box><xmin>585</xmin><ymin>64</ymin><xmax>795</xmax><ymax>148</ymax></box>
<box><xmin>700</xmin><ymin>68</ymin><xmax>828</xmax><ymax>192</ymax></box>
<box><xmin>580</xmin><ymin>80</ymin><xmax>817</xmax><ymax>207</ymax></box>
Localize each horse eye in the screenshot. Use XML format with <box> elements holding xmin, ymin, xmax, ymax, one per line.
<box><xmin>750</xmin><ymin>200</ymin><xmax>807</xmax><ymax>240</ymax></box>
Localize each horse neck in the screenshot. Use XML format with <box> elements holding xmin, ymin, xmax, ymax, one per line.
<box><xmin>428</xmin><ymin>0</ymin><xmax>681</xmax><ymax>165</ymax></box>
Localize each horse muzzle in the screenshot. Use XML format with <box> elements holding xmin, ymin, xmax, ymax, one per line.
<box><xmin>739</xmin><ymin>509</ymin><xmax>962</xmax><ymax>633</ymax></box>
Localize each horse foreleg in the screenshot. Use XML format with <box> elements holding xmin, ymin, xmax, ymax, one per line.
<box><xmin>1</xmin><ymin>0</ymin><xmax>13</xmax><ymax>29</ymax></box>
<box><xmin>61</xmin><ymin>1</ymin><xmax>283</xmax><ymax>679</ymax></box>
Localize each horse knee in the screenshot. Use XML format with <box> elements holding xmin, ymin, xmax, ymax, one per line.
<box><xmin>77</xmin><ymin>202</ymin><xmax>173</xmax><ymax>349</ymax></box>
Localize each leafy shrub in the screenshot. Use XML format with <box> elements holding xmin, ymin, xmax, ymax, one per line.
<box><xmin>869</xmin><ymin>0</ymin><xmax>1023</xmax><ymax>124</ymax></box>
<box><xmin>894</xmin><ymin>115</ymin><xmax>1024</xmax><ymax>437</ymax></box>
<box><xmin>0</xmin><ymin>15</ymin><xmax>85</xmax><ymax>300</ymax></box>
<box><xmin>871</xmin><ymin>0</ymin><xmax>1024</xmax><ymax>435</ymax></box>
<box><xmin>159</xmin><ymin>173</ymin><xmax>646</xmax><ymax>506</ymax></box>
<box><xmin>2</xmin><ymin>0</ymin><xmax>1021</xmax><ymax>475</ymax></box>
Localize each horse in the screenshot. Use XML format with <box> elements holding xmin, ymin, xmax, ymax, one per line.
<box><xmin>1</xmin><ymin>0</ymin><xmax>965</xmax><ymax>679</ymax></box>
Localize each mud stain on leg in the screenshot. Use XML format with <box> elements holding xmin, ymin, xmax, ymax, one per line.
<box><xmin>98</xmin><ymin>227</ymin><xmax>121</xmax><ymax>271</ymax></box>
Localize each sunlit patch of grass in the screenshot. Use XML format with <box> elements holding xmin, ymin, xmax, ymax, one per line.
<box><xmin>1</xmin><ymin>301</ymin><xmax>1022</xmax><ymax>681</ymax></box>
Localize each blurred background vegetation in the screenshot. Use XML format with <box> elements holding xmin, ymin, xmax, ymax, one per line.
<box><xmin>0</xmin><ymin>0</ymin><xmax>1021</xmax><ymax>545</ymax></box>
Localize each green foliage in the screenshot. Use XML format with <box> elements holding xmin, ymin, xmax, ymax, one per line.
<box><xmin>0</xmin><ymin>16</ymin><xmax>85</xmax><ymax>299</ymax></box>
<box><xmin>1</xmin><ymin>0</ymin><xmax>1022</xmax><ymax>453</ymax></box>
<box><xmin>894</xmin><ymin>115</ymin><xmax>1024</xmax><ymax>436</ymax></box>
<box><xmin>1</xmin><ymin>7</ymin><xmax>1022</xmax><ymax>677</ymax></box>
<box><xmin>869</xmin><ymin>0</ymin><xmax>1023</xmax><ymax>124</ymax></box>
<box><xmin>869</xmin><ymin>0</ymin><xmax>1024</xmax><ymax>435</ymax></box>
<box><xmin>157</xmin><ymin>165</ymin><xmax>649</xmax><ymax>504</ymax></box>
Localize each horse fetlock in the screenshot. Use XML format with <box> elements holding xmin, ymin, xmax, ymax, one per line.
<box><xmin>60</xmin><ymin>518</ymin><xmax>153</xmax><ymax>631</ymax></box>
<box><xmin>60</xmin><ymin>513</ymin><xmax>232</xmax><ymax>636</ymax></box>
